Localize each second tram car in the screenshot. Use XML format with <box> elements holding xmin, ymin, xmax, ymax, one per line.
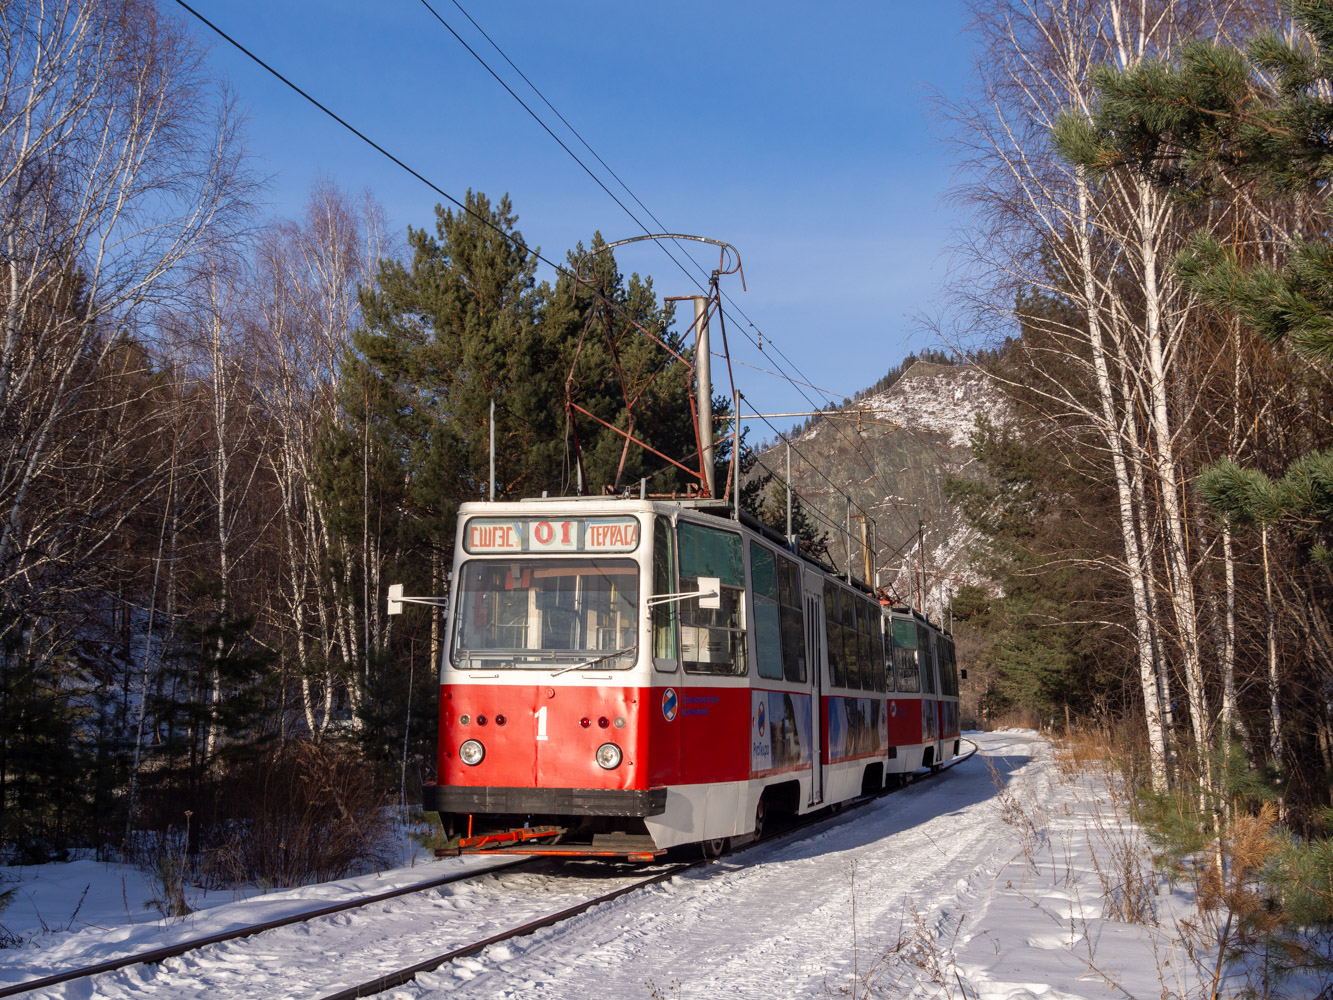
<box><xmin>422</xmin><ymin>495</ymin><xmax>961</xmax><ymax>860</ymax></box>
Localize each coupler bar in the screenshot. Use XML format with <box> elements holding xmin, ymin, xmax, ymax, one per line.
<box><xmin>441</xmin><ymin>825</ymin><xmax>565</xmax><ymax>854</ymax></box>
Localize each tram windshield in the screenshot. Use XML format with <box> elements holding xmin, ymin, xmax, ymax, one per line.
<box><xmin>451</xmin><ymin>559</ymin><xmax>640</xmax><ymax>670</ymax></box>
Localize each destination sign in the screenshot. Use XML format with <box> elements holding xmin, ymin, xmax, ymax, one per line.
<box><xmin>464</xmin><ymin>517</ymin><xmax>640</xmax><ymax>554</ymax></box>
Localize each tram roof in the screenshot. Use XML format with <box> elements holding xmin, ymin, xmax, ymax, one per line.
<box><xmin>457</xmin><ymin>494</ymin><xmax>953</xmax><ymax>635</ymax></box>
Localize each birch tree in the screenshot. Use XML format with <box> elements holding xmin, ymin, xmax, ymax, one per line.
<box><xmin>251</xmin><ymin>181</ymin><xmax>389</xmax><ymax>736</ymax></box>
<box><xmin>0</xmin><ymin>0</ymin><xmax>249</xmax><ymax>640</ymax></box>
<box><xmin>1057</xmin><ymin>0</ymin><xmax>1333</xmax><ymax>807</ymax></box>
<box><xmin>948</xmin><ymin>0</ymin><xmax>1238</xmax><ymax>788</ymax></box>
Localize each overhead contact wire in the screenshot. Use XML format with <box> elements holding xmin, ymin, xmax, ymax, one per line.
<box><xmin>178</xmin><ymin>0</ymin><xmax>893</xmax><ymax>525</ymax></box>
<box><xmin>415</xmin><ymin>0</ymin><xmax>724</xmax><ymax>302</ymax></box>
<box><xmin>429</xmin><ymin>0</ymin><xmax>858</xmax><ymax>431</ymax></box>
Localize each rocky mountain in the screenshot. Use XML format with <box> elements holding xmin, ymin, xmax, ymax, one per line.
<box><xmin>756</xmin><ymin>361</ymin><xmax>1006</xmax><ymax>621</ymax></box>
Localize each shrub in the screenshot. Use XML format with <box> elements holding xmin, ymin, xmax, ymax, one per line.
<box><xmin>199</xmin><ymin>739</ymin><xmax>396</xmax><ymax>889</ymax></box>
<box><xmin>0</xmin><ymin>879</ymin><xmax>17</xmax><ymax>948</ymax></box>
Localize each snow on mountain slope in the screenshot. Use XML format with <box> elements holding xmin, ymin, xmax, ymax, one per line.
<box><xmin>858</xmin><ymin>362</ymin><xmax>1009</xmax><ymax>450</ymax></box>
<box><xmin>770</xmin><ymin>361</ymin><xmax>1008</xmax><ymax>614</ymax></box>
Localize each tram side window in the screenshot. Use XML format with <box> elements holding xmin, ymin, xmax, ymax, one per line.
<box><xmin>919</xmin><ymin>625</ymin><xmax>938</xmax><ymax>694</ymax></box>
<box><xmin>777</xmin><ymin>555</ymin><xmax>806</xmax><ymax>683</ymax></box>
<box><xmin>856</xmin><ymin>600</ymin><xmax>876</xmax><ymax>691</ymax></box>
<box><xmin>678</xmin><ymin>521</ymin><xmax>747</xmax><ymax>676</ymax></box>
<box><xmin>892</xmin><ymin>618</ymin><xmax>920</xmax><ymax>692</ymax></box>
<box><xmin>750</xmin><ymin>542</ymin><xmax>784</xmax><ymax>680</ymax></box>
<box><xmin>824</xmin><ymin>589</ymin><xmax>845</xmax><ymax>688</ymax></box>
<box><xmin>942</xmin><ymin>638</ymin><xmax>958</xmax><ymax>696</ymax></box>
<box><xmin>652</xmin><ymin>517</ymin><xmax>678</xmax><ymax>668</ymax></box>
<box><xmin>871</xmin><ymin>607</ymin><xmax>887</xmax><ymax>693</ymax></box>
<box><xmin>840</xmin><ymin>588</ymin><xmax>861</xmax><ymax>690</ymax></box>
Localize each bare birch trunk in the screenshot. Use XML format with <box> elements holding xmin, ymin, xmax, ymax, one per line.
<box><xmin>1075</xmin><ymin>167</ymin><xmax>1169</xmax><ymax>789</ymax></box>
<box><xmin>1137</xmin><ymin>182</ymin><xmax>1211</xmax><ymax>770</ymax></box>
<box><xmin>1262</xmin><ymin>526</ymin><xmax>1283</xmax><ymax>767</ymax></box>
<box><xmin>207</xmin><ymin>270</ymin><xmax>229</xmax><ymax>760</ymax></box>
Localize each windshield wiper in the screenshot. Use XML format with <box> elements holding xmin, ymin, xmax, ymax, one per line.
<box><xmin>551</xmin><ymin>647</ymin><xmax>636</xmax><ymax>676</ymax></box>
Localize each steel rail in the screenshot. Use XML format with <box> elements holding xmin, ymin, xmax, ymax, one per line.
<box><xmin>936</xmin><ymin>737</ymin><xmax>981</xmax><ymax>774</ymax></box>
<box><xmin>315</xmin><ymin>860</ymin><xmax>702</xmax><ymax>1000</ymax></box>
<box><xmin>0</xmin><ymin>857</ymin><xmax>535</xmax><ymax>999</ymax></box>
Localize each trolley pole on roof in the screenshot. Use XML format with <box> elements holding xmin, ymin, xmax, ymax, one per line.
<box><xmin>488</xmin><ymin>399</ymin><xmax>495</xmax><ymax>501</ymax></box>
<box><xmin>694</xmin><ymin>296</ymin><xmax>715</xmax><ymax>497</ymax></box>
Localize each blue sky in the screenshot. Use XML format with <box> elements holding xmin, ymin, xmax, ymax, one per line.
<box><xmin>179</xmin><ymin>1</ymin><xmax>976</xmax><ymax>436</ymax></box>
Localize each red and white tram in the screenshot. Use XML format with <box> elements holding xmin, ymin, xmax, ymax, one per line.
<box><xmin>422</xmin><ymin>496</ymin><xmax>961</xmax><ymax>860</ymax></box>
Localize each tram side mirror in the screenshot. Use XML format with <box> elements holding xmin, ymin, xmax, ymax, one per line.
<box><xmin>387</xmin><ymin>583</ymin><xmax>404</xmax><ymax>616</ymax></box>
<box><xmin>697</xmin><ymin>576</ymin><xmax>721</xmax><ymax>610</ymax></box>
<box><xmin>960</xmin><ymin>668</ymin><xmax>968</xmax><ymax>681</ymax></box>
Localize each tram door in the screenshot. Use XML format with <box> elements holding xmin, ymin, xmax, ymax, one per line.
<box><xmin>804</xmin><ymin>573</ymin><xmax>825</xmax><ymax>807</ymax></box>
<box><xmin>923</xmin><ymin>628</ymin><xmax>943</xmax><ymax>762</ymax></box>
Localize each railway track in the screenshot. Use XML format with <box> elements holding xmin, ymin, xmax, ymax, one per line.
<box><xmin>315</xmin><ymin>859</ymin><xmax>700</xmax><ymax>1000</ymax></box>
<box><xmin>1</xmin><ymin>855</ymin><xmax>697</xmax><ymax>1000</ymax></box>
<box><xmin>321</xmin><ymin>744</ymin><xmax>981</xmax><ymax>1000</ymax></box>
<box><xmin>0</xmin><ymin>857</ymin><xmax>539</xmax><ymax>999</ymax></box>
<box><xmin>2</xmin><ymin>745</ymin><xmax>978</xmax><ymax>1000</ymax></box>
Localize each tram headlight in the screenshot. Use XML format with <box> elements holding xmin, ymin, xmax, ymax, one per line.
<box><xmin>595</xmin><ymin>743</ymin><xmax>622</xmax><ymax>770</ymax></box>
<box><xmin>459</xmin><ymin>739</ymin><xmax>485</xmax><ymax>766</ymax></box>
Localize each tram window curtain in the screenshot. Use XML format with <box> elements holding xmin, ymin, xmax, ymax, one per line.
<box><xmin>679</xmin><ymin>521</ymin><xmax>746</xmax><ymax>676</ymax></box>
<box><xmin>652</xmin><ymin>517</ymin><xmax>678</xmax><ymax>668</ymax></box>
<box><xmin>777</xmin><ymin>556</ymin><xmax>806</xmax><ymax>683</ymax></box>
<box><xmin>881</xmin><ymin>610</ymin><xmax>895</xmax><ymax>692</ymax></box>
<box><xmin>749</xmin><ymin>542</ymin><xmax>784</xmax><ymax>680</ymax></box>
<box><xmin>892</xmin><ymin>618</ymin><xmax>920</xmax><ymax>692</ymax></box>
<box><xmin>942</xmin><ymin>639</ymin><xmax>958</xmax><ymax>696</ymax></box>
<box><xmin>856</xmin><ymin>600</ymin><xmax>876</xmax><ymax>690</ymax></box>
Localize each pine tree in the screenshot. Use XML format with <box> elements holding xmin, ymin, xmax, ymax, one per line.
<box><xmin>333</xmin><ymin>198</ymin><xmax>710</xmax><ymax>523</ymax></box>
<box><xmin>143</xmin><ymin>582</ymin><xmax>275</xmax><ymax>843</ymax></box>
<box><xmin>945</xmin><ymin>412</ymin><xmax>1124</xmax><ymax>723</ymax></box>
<box><xmin>0</xmin><ymin>614</ymin><xmax>91</xmax><ymax>859</ymax></box>
<box><xmin>346</xmin><ymin>189</ymin><xmax>546</xmax><ymax>518</ymax></box>
<box><xmin>546</xmin><ymin>233</ymin><xmax>707</xmax><ymax>495</ymax></box>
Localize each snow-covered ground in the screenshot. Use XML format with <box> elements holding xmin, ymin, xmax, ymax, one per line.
<box><xmin>0</xmin><ymin>732</ymin><xmax>1202</xmax><ymax>999</ymax></box>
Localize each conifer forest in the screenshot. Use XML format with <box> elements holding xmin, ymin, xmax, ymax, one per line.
<box><xmin>4</xmin><ymin>0</ymin><xmax>1333</xmax><ymax>915</ymax></box>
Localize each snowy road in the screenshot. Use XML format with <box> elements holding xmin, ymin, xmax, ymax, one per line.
<box><xmin>2</xmin><ymin>732</ymin><xmax>1194</xmax><ymax>1000</ymax></box>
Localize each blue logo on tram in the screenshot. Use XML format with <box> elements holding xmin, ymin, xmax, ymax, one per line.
<box><xmin>756</xmin><ymin>701</ymin><xmax>767</xmax><ymax>738</ymax></box>
<box><xmin>662</xmin><ymin>687</ymin><xmax>678</xmax><ymax>722</ymax></box>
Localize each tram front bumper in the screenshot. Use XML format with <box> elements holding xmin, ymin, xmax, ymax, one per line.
<box><xmin>422</xmin><ymin>784</ymin><xmax>667</xmax><ymax>818</ymax></box>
